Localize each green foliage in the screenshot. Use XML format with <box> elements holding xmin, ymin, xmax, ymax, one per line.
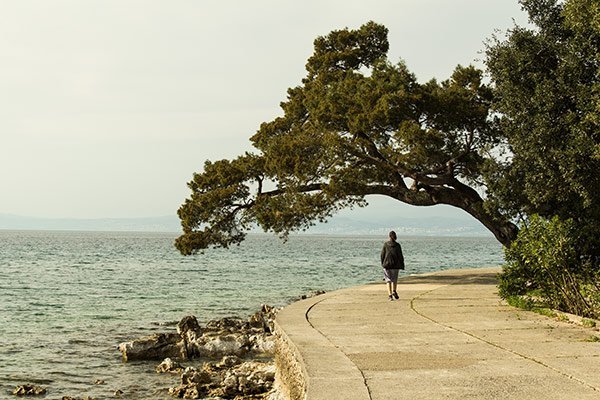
<box><xmin>488</xmin><ymin>0</ymin><xmax>600</xmax><ymax>319</ymax></box>
<box><xmin>175</xmin><ymin>154</ymin><xmax>265</xmax><ymax>254</ymax></box>
<box><xmin>499</xmin><ymin>215</ymin><xmax>599</xmax><ymax>318</ymax></box>
<box><xmin>485</xmin><ymin>0</ymin><xmax>600</xmax><ymax>227</ymax></box>
<box><xmin>306</xmin><ymin>21</ymin><xmax>390</xmax><ymax>79</ymax></box>
<box><xmin>176</xmin><ymin>21</ymin><xmax>519</xmax><ymax>254</ymax></box>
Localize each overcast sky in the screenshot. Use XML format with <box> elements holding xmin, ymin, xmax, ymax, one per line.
<box><xmin>0</xmin><ymin>0</ymin><xmax>528</xmax><ymax>220</ymax></box>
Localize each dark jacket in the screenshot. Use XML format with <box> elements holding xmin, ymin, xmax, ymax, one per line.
<box><xmin>381</xmin><ymin>240</ymin><xmax>405</xmax><ymax>270</ymax></box>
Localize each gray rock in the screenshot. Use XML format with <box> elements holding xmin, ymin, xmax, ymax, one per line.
<box><xmin>181</xmin><ymin>367</ymin><xmax>212</xmax><ymax>385</ymax></box>
<box><xmin>205</xmin><ymin>317</ymin><xmax>245</xmax><ymax>333</ymax></box>
<box><xmin>227</xmin><ymin>362</ymin><xmax>275</xmax><ymax>396</ymax></box>
<box><xmin>249</xmin><ymin>333</ymin><xmax>275</xmax><ymax>354</ymax></box>
<box><xmin>168</xmin><ymin>361</ymin><xmax>275</xmax><ymax>399</ymax></box>
<box><xmin>177</xmin><ymin>315</ymin><xmax>203</xmax><ymax>343</ymax></box>
<box><xmin>12</xmin><ymin>384</ymin><xmax>46</xmax><ymax>396</ymax></box>
<box><xmin>217</xmin><ymin>355</ymin><xmax>242</xmax><ymax>368</ymax></box>
<box><xmin>156</xmin><ymin>357</ymin><xmax>183</xmax><ymax>373</ymax></box>
<box><xmin>118</xmin><ymin>333</ymin><xmax>185</xmax><ymax>361</ymax></box>
<box><xmin>193</xmin><ymin>333</ymin><xmax>250</xmax><ymax>357</ymax></box>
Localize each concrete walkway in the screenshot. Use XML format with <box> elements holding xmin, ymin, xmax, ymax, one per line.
<box><xmin>275</xmin><ymin>267</ymin><xmax>600</xmax><ymax>400</ymax></box>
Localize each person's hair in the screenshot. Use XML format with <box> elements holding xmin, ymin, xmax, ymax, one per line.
<box><xmin>389</xmin><ymin>231</ymin><xmax>397</xmax><ymax>240</ymax></box>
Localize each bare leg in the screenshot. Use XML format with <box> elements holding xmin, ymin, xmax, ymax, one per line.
<box><xmin>387</xmin><ymin>282</ymin><xmax>393</xmax><ymax>295</ymax></box>
<box><xmin>391</xmin><ymin>281</ymin><xmax>399</xmax><ymax>299</ymax></box>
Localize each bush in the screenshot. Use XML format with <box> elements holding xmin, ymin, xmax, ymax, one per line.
<box><xmin>499</xmin><ymin>215</ymin><xmax>599</xmax><ymax>318</ymax></box>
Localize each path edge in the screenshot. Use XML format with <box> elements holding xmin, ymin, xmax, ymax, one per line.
<box><xmin>273</xmin><ymin>290</ymin><xmax>371</xmax><ymax>400</ymax></box>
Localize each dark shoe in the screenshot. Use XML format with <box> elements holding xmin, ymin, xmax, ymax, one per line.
<box><xmin>388</xmin><ymin>295</ymin><xmax>394</xmax><ymax>301</ymax></box>
<box><xmin>393</xmin><ymin>291</ymin><xmax>399</xmax><ymax>300</ymax></box>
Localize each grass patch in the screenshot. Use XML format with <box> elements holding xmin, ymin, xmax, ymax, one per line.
<box><xmin>535</xmin><ymin>308</ymin><xmax>559</xmax><ymax>318</ymax></box>
<box><xmin>556</xmin><ymin>313</ymin><xmax>569</xmax><ymax>322</ymax></box>
<box><xmin>584</xmin><ymin>335</ymin><xmax>600</xmax><ymax>342</ymax></box>
<box><xmin>505</xmin><ymin>296</ymin><xmax>535</xmax><ymax>310</ymax></box>
<box><xmin>506</xmin><ymin>295</ymin><xmax>562</xmax><ymax>319</ymax></box>
<box><xmin>582</xmin><ymin>318</ymin><xmax>597</xmax><ymax>328</ymax></box>
<box><xmin>506</xmin><ymin>296</ymin><xmax>600</xmax><ymax>327</ymax></box>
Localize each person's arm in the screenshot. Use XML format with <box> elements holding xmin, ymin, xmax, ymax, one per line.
<box><xmin>380</xmin><ymin>244</ymin><xmax>386</xmax><ymax>265</ymax></box>
<box><xmin>397</xmin><ymin>244</ymin><xmax>405</xmax><ymax>269</ymax></box>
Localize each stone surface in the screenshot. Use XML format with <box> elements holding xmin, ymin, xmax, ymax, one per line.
<box><xmin>156</xmin><ymin>357</ymin><xmax>183</xmax><ymax>373</ymax></box>
<box><xmin>118</xmin><ymin>333</ymin><xmax>185</xmax><ymax>361</ymax></box>
<box><xmin>217</xmin><ymin>355</ymin><xmax>242</xmax><ymax>368</ymax></box>
<box><xmin>114</xmin><ymin>308</ymin><xmax>281</xmax><ymax>399</ymax></box>
<box><xmin>119</xmin><ymin>306</ymin><xmax>278</xmax><ymax>362</ymax></box>
<box><xmin>274</xmin><ymin>267</ymin><xmax>600</xmax><ymax>400</ymax></box>
<box><xmin>168</xmin><ymin>361</ymin><xmax>275</xmax><ymax>399</ymax></box>
<box><xmin>177</xmin><ymin>315</ymin><xmax>203</xmax><ymax>344</ymax></box>
<box><xmin>12</xmin><ymin>385</ymin><xmax>47</xmax><ymax>396</ymax></box>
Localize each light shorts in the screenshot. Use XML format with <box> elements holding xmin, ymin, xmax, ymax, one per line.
<box><xmin>383</xmin><ymin>268</ymin><xmax>400</xmax><ymax>283</ymax></box>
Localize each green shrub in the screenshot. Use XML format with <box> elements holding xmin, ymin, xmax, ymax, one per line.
<box><xmin>499</xmin><ymin>215</ymin><xmax>599</xmax><ymax>318</ymax></box>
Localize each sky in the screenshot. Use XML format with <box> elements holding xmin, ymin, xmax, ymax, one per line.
<box><xmin>0</xmin><ymin>0</ymin><xmax>529</xmax><ymax>220</ymax></box>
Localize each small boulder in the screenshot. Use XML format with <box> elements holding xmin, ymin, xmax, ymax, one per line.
<box><xmin>250</xmin><ymin>333</ymin><xmax>275</xmax><ymax>354</ymax></box>
<box><xmin>181</xmin><ymin>367</ymin><xmax>212</xmax><ymax>385</ymax></box>
<box><xmin>156</xmin><ymin>357</ymin><xmax>183</xmax><ymax>373</ymax></box>
<box><xmin>177</xmin><ymin>315</ymin><xmax>203</xmax><ymax>343</ymax></box>
<box><xmin>218</xmin><ymin>362</ymin><xmax>275</xmax><ymax>397</ymax></box>
<box><xmin>118</xmin><ymin>333</ymin><xmax>185</xmax><ymax>361</ymax></box>
<box><xmin>217</xmin><ymin>355</ymin><xmax>242</xmax><ymax>368</ymax></box>
<box><xmin>168</xmin><ymin>382</ymin><xmax>205</xmax><ymax>399</ymax></box>
<box><xmin>205</xmin><ymin>317</ymin><xmax>245</xmax><ymax>333</ymax></box>
<box><xmin>12</xmin><ymin>384</ymin><xmax>46</xmax><ymax>396</ymax></box>
<box><xmin>248</xmin><ymin>311</ymin><xmax>267</xmax><ymax>330</ymax></box>
<box><xmin>189</xmin><ymin>333</ymin><xmax>249</xmax><ymax>357</ymax></box>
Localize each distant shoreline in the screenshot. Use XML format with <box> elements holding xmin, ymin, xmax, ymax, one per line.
<box><xmin>0</xmin><ymin>212</ymin><xmax>493</xmax><ymax>237</ymax></box>
<box><xmin>0</xmin><ymin>229</ymin><xmax>495</xmax><ymax>239</ymax></box>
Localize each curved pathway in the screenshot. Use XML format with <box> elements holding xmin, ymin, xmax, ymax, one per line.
<box><xmin>275</xmin><ymin>267</ymin><xmax>600</xmax><ymax>399</ymax></box>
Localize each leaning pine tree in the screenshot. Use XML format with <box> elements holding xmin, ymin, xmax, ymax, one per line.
<box><xmin>175</xmin><ymin>22</ymin><xmax>518</xmax><ymax>255</ymax></box>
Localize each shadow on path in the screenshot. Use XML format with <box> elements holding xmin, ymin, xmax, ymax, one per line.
<box><xmin>400</xmin><ymin>271</ymin><xmax>499</xmax><ymax>286</ymax></box>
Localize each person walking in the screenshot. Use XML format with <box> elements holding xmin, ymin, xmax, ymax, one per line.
<box><xmin>380</xmin><ymin>231</ymin><xmax>405</xmax><ymax>301</ymax></box>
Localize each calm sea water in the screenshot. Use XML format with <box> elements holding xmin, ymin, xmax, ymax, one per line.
<box><xmin>0</xmin><ymin>231</ymin><xmax>503</xmax><ymax>399</ymax></box>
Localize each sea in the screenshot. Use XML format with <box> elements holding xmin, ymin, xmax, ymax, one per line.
<box><xmin>0</xmin><ymin>230</ymin><xmax>504</xmax><ymax>399</ymax></box>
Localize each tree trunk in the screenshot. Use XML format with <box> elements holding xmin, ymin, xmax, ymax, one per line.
<box><xmin>463</xmin><ymin>205</ymin><xmax>519</xmax><ymax>247</ymax></box>
<box><xmin>376</xmin><ymin>183</ymin><xmax>519</xmax><ymax>247</ymax></box>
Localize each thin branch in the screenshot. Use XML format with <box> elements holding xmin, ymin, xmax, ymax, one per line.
<box><xmin>353</xmin><ymin>131</ymin><xmax>408</xmax><ymax>190</ymax></box>
<box><xmin>256</xmin><ymin>183</ymin><xmax>326</xmax><ymax>198</ymax></box>
<box><xmin>256</xmin><ymin>176</ymin><xmax>263</xmax><ymax>195</ymax></box>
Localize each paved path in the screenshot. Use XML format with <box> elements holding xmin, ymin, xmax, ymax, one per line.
<box><xmin>275</xmin><ymin>267</ymin><xmax>600</xmax><ymax>399</ymax></box>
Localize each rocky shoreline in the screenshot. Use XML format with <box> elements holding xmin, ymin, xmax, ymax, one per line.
<box><xmin>12</xmin><ymin>291</ymin><xmax>325</xmax><ymax>399</ymax></box>
<box><xmin>119</xmin><ymin>305</ymin><xmax>278</xmax><ymax>361</ymax></box>
<box><xmin>12</xmin><ymin>305</ymin><xmax>279</xmax><ymax>400</ymax></box>
<box><xmin>118</xmin><ymin>304</ymin><xmax>281</xmax><ymax>400</ymax></box>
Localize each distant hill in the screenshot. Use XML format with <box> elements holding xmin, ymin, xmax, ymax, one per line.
<box><xmin>303</xmin><ymin>215</ymin><xmax>491</xmax><ymax>236</ymax></box>
<box><xmin>0</xmin><ymin>212</ymin><xmax>491</xmax><ymax>237</ymax></box>
<box><xmin>0</xmin><ymin>214</ymin><xmax>181</xmax><ymax>232</ymax></box>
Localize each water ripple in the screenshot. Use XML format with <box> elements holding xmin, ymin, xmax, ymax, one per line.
<box><xmin>0</xmin><ymin>231</ymin><xmax>502</xmax><ymax>399</ymax></box>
